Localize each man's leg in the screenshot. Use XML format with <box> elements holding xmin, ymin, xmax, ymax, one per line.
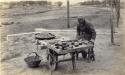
<box><xmin>90</xmin><ymin>48</ymin><xmax>95</xmax><ymax>61</ymax></box>
<box><xmin>81</xmin><ymin>50</ymin><xmax>87</xmax><ymax>59</ymax></box>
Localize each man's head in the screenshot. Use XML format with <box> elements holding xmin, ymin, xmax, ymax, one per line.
<box><xmin>78</xmin><ymin>18</ymin><xmax>86</xmax><ymax>25</ymax></box>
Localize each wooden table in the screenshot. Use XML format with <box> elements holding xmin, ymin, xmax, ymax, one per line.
<box><xmin>47</xmin><ymin>43</ymin><xmax>94</xmax><ymax>71</ymax></box>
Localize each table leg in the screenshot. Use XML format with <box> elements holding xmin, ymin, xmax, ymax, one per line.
<box><xmin>47</xmin><ymin>53</ymin><xmax>58</xmax><ymax>71</ymax></box>
<box><xmin>55</xmin><ymin>56</ymin><xmax>58</xmax><ymax>69</ymax></box>
<box><xmin>76</xmin><ymin>52</ymin><xmax>79</xmax><ymax>60</ymax></box>
<box><xmin>71</xmin><ymin>52</ymin><xmax>76</xmax><ymax>70</ymax></box>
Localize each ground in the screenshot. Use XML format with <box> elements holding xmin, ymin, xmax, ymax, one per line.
<box><xmin>1</xmin><ymin>32</ymin><xmax>125</xmax><ymax>75</ymax></box>
<box><xmin>0</xmin><ymin>5</ymin><xmax>125</xmax><ymax>75</ymax></box>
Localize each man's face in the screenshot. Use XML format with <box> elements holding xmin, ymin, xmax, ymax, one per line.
<box><xmin>78</xmin><ymin>19</ymin><xmax>83</xmax><ymax>24</ymax></box>
<box><xmin>78</xmin><ymin>18</ymin><xmax>85</xmax><ymax>24</ymax></box>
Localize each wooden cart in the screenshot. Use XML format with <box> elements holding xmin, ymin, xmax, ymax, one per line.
<box><xmin>47</xmin><ymin>43</ymin><xmax>94</xmax><ymax>71</ymax></box>
<box><xmin>35</xmin><ymin>33</ymin><xmax>95</xmax><ymax>71</ymax></box>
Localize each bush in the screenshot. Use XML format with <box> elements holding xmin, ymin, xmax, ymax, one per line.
<box><xmin>55</xmin><ymin>1</ymin><xmax>63</xmax><ymax>7</ymax></box>
<box><xmin>79</xmin><ymin>1</ymin><xmax>102</xmax><ymax>5</ymax></box>
<box><xmin>1</xmin><ymin>21</ymin><xmax>14</xmax><ymax>25</ymax></box>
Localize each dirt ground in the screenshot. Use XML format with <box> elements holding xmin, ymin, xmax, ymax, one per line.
<box><xmin>1</xmin><ymin>31</ymin><xmax>125</xmax><ymax>75</ymax></box>
<box><xmin>0</xmin><ymin>5</ymin><xmax>125</xmax><ymax>75</ymax></box>
<box><xmin>0</xmin><ymin>6</ymin><xmax>112</xmax><ymax>35</ymax></box>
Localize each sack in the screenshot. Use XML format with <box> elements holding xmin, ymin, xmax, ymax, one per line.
<box><xmin>24</xmin><ymin>52</ymin><xmax>41</xmax><ymax>68</ymax></box>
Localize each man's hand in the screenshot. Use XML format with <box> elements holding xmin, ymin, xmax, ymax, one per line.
<box><xmin>89</xmin><ymin>39</ymin><xmax>95</xmax><ymax>45</ymax></box>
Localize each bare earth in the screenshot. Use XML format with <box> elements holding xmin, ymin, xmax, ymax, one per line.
<box><xmin>0</xmin><ymin>6</ymin><xmax>125</xmax><ymax>75</ymax></box>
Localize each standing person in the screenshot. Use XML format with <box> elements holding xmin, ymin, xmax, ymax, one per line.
<box><xmin>76</xmin><ymin>18</ymin><xmax>96</xmax><ymax>61</ymax></box>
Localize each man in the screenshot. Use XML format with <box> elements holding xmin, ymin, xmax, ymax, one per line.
<box><xmin>76</xmin><ymin>18</ymin><xmax>96</xmax><ymax>61</ymax></box>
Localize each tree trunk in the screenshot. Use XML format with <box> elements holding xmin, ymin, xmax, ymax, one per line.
<box><xmin>110</xmin><ymin>17</ymin><xmax>115</xmax><ymax>44</ymax></box>
<box><xmin>110</xmin><ymin>0</ymin><xmax>115</xmax><ymax>44</ymax></box>
<box><xmin>67</xmin><ymin>0</ymin><xmax>70</xmax><ymax>28</ymax></box>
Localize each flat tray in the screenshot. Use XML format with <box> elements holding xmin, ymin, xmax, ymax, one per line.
<box><xmin>48</xmin><ymin>43</ymin><xmax>93</xmax><ymax>54</ymax></box>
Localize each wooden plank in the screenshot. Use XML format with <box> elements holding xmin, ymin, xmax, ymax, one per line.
<box><xmin>58</xmin><ymin>58</ymin><xmax>72</xmax><ymax>63</ymax></box>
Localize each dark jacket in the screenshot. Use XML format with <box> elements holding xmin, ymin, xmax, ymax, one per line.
<box><xmin>77</xmin><ymin>21</ymin><xmax>96</xmax><ymax>41</ymax></box>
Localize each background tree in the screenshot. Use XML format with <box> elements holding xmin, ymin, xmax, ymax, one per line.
<box><xmin>104</xmin><ymin>0</ymin><xmax>121</xmax><ymax>44</ymax></box>
<box><xmin>56</xmin><ymin>1</ymin><xmax>63</xmax><ymax>7</ymax></box>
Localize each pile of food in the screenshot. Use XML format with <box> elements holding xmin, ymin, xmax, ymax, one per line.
<box><xmin>35</xmin><ymin>33</ymin><xmax>56</xmax><ymax>40</ymax></box>
<box><xmin>50</xmin><ymin>39</ymin><xmax>90</xmax><ymax>50</ymax></box>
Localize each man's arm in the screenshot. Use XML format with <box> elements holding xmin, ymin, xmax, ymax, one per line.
<box><xmin>77</xmin><ymin>24</ymin><xmax>80</xmax><ymax>36</ymax></box>
<box><xmin>88</xmin><ymin>23</ymin><xmax>96</xmax><ymax>43</ymax></box>
<box><xmin>91</xmin><ymin>25</ymin><xmax>96</xmax><ymax>41</ymax></box>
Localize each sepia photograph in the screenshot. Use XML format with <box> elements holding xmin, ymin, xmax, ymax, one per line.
<box><xmin>0</xmin><ymin>0</ymin><xmax>125</xmax><ymax>75</ymax></box>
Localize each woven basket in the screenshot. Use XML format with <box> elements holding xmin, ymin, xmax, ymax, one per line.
<box><xmin>24</xmin><ymin>52</ymin><xmax>41</xmax><ymax>68</ymax></box>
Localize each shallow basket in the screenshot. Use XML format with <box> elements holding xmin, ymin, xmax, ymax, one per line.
<box><xmin>24</xmin><ymin>52</ymin><xmax>41</xmax><ymax>68</ymax></box>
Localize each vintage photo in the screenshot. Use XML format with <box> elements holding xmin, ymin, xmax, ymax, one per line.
<box><xmin>0</xmin><ymin>0</ymin><xmax>125</xmax><ymax>75</ymax></box>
